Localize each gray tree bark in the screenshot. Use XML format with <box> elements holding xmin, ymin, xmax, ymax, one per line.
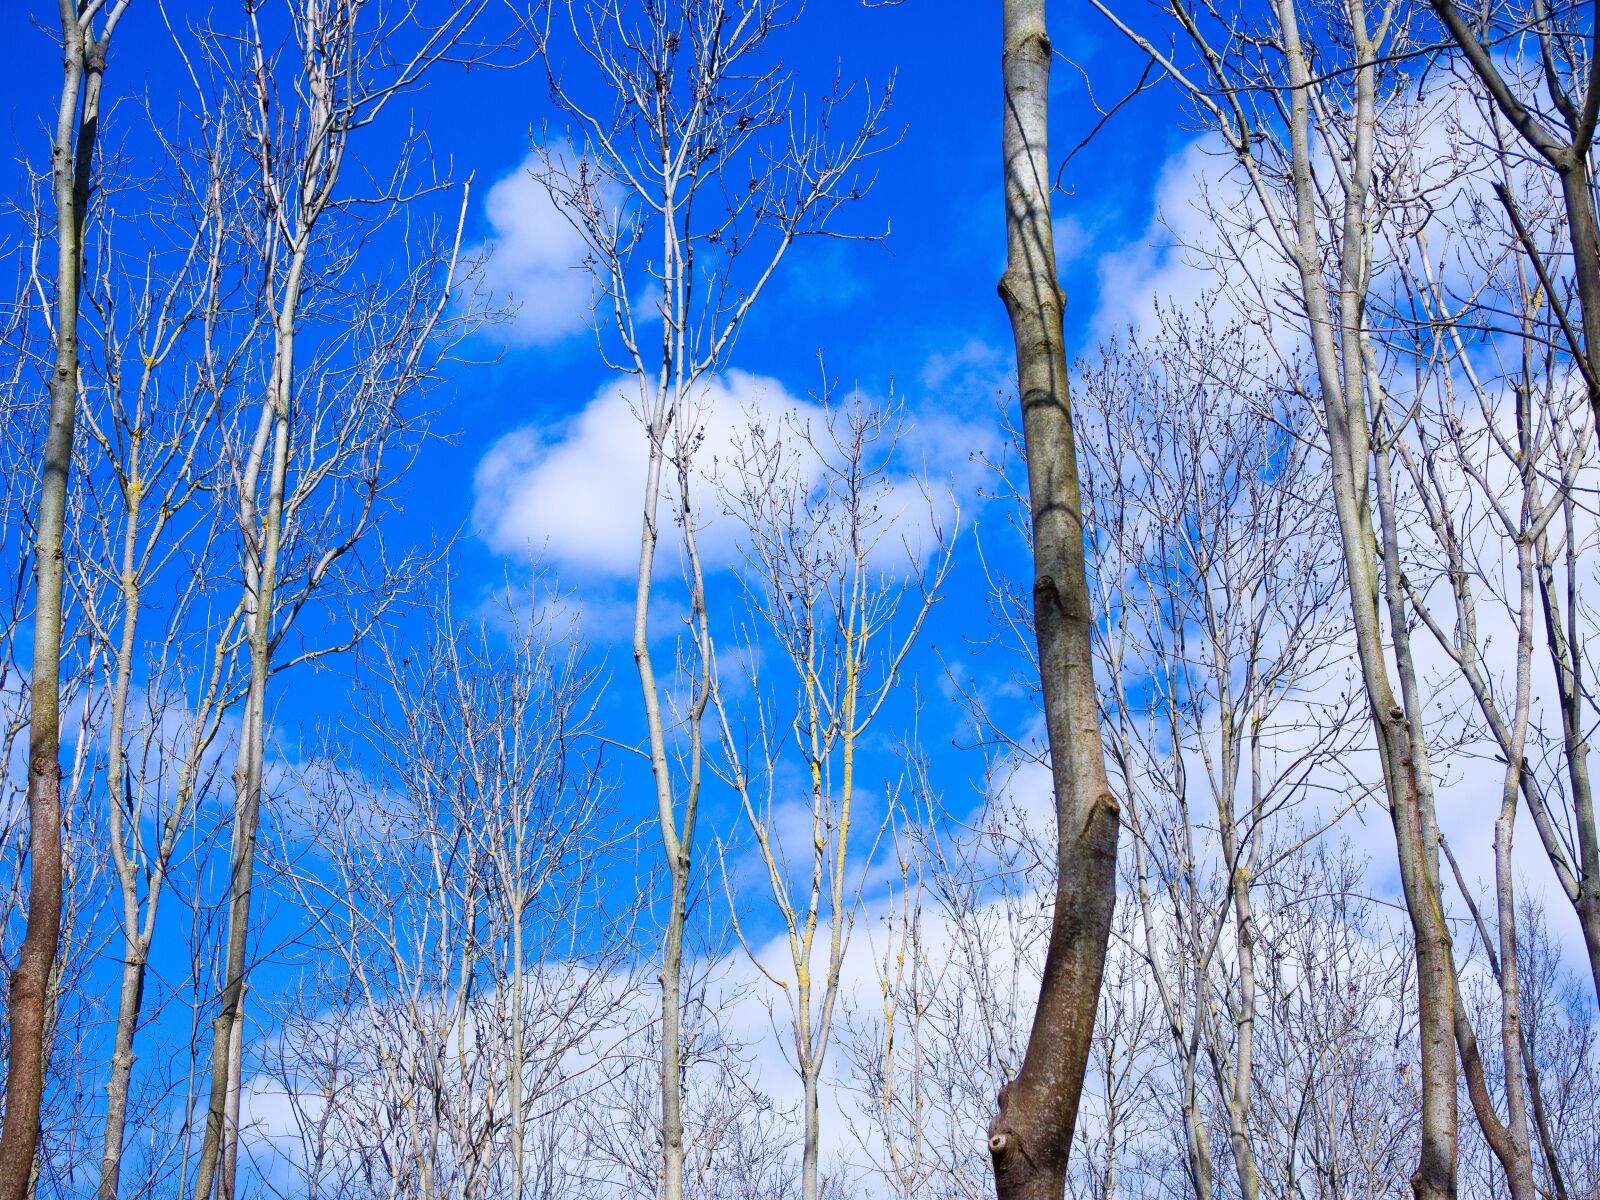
<box><xmin>989</xmin><ymin>2</ymin><xmax>1121</xmax><ymax>1196</ymax></box>
<box><xmin>1263</xmin><ymin>4</ymin><xmax>1460</xmax><ymax>1192</ymax></box>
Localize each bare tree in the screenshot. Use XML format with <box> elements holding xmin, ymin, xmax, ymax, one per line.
<box><xmin>713</xmin><ymin>392</ymin><xmax>951</xmax><ymax>1200</ymax></box>
<box><xmin>178</xmin><ymin>4</ymin><xmax>483</xmax><ymax>1194</ymax></box>
<box><xmin>1508</xmin><ymin>897</ymin><xmax>1600</xmax><ymax>1196</ymax></box>
<box><xmin>273</xmin><ymin>581</ymin><xmax>630</xmax><ymax>1200</ymax></box>
<box><xmin>0</xmin><ymin>4</ymin><xmax>131</xmax><ymax>1196</ymax></box>
<box><xmin>1250</xmin><ymin>843</ymin><xmax>1423</xmax><ymax>1200</ymax></box>
<box><xmin>1065</xmin><ymin>905</ymin><xmax>1163</xmax><ymax>1200</ymax></box>
<box><xmin>529</xmin><ymin>5</ymin><xmax>889</xmax><ymax>1196</ymax></box>
<box><xmin>848</xmin><ymin>772</ymin><xmax>1178</xmax><ymax>1200</ymax></box>
<box><xmin>59</xmin><ymin>95</ymin><xmax>254</xmax><ymax>1200</ymax></box>
<box><xmin>1384</xmin><ymin>80</ymin><xmax>1600</xmax><ymax>1033</ymax></box>
<box><xmin>573</xmin><ymin>958</ymin><xmax>798</xmax><ymax>1200</ymax></box>
<box><xmin>1078</xmin><ymin>312</ymin><xmax>1366</xmax><ymax>1200</ymax></box>
<box><xmin>1425</xmin><ymin>0</ymin><xmax>1600</xmax><ymax>425</ymax></box>
<box><xmin>1378</xmin><ymin>123</ymin><xmax>1567</xmax><ymax>1200</ymax></box>
<box><xmin>1082</xmin><ymin>0</ymin><xmax>1468</xmax><ymax>1192</ymax></box>
<box><xmin>990</xmin><ymin>3</ymin><xmax>1121</xmax><ymax>1196</ymax></box>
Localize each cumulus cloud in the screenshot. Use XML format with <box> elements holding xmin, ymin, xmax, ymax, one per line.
<box><xmin>462</xmin><ymin>149</ymin><xmax>599</xmax><ymax>347</ymax></box>
<box><xmin>472</xmin><ymin>371</ymin><xmax>824</xmax><ymax>577</ymax></box>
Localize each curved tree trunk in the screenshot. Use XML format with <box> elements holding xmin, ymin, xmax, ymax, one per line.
<box><xmin>989</xmin><ymin>3</ymin><xmax>1121</xmax><ymax>1196</ymax></box>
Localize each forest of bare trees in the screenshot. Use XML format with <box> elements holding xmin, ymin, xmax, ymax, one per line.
<box><xmin>1</xmin><ymin>0</ymin><xmax>1598</xmax><ymax>1198</ymax></box>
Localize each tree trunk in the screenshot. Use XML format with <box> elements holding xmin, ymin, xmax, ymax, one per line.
<box><xmin>219</xmin><ymin>983</ymin><xmax>246</xmax><ymax>1200</ymax></box>
<box><xmin>1181</xmin><ymin>1059</ymin><xmax>1214</xmax><ymax>1200</ymax></box>
<box><xmin>0</xmin><ymin>15</ymin><xmax>110</xmax><ymax>1199</ymax></box>
<box><xmin>1318</xmin><ymin>342</ymin><xmax>1458</xmax><ymax>1200</ymax></box>
<box><xmin>192</xmin><ymin>366</ymin><xmax>290</xmax><ymax>1200</ymax></box>
<box><xmin>632</xmin><ymin>404</ymin><xmax>689</xmax><ymax>1200</ymax></box>
<box><xmin>801</xmin><ymin>1067</ymin><xmax>821</xmax><ymax>1200</ymax></box>
<box><xmin>1557</xmin><ymin>160</ymin><xmax>1600</xmax><ymax>418</ymax></box>
<box><xmin>1271</xmin><ymin>0</ymin><xmax>1458</xmax><ymax>1188</ymax></box>
<box><xmin>659</xmin><ymin>859</ymin><xmax>687</xmax><ymax>1200</ymax></box>
<box><xmin>96</xmin><ymin>935</ymin><xmax>148</xmax><ymax>1200</ymax></box>
<box><xmin>97</xmin><ymin>423</ymin><xmax>152</xmax><ymax>1200</ymax></box>
<box><xmin>990</xmin><ymin>3</ymin><xmax>1121</xmax><ymax>1197</ymax></box>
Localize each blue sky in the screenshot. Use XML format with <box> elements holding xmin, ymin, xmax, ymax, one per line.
<box><xmin>0</xmin><ymin>0</ymin><xmax>1374</xmax><ymax>1017</ymax></box>
<box><xmin>0</xmin><ymin>0</ymin><xmax>1183</xmax><ymax>549</ymax></box>
<box><xmin>0</xmin><ymin>0</ymin><xmax>1191</xmax><ymax>833</ymax></box>
<box><xmin>4</xmin><ymin>0</ymin><xmax>1472</xmax><ymax>1176</ymax></box>
<box><xmin>9</xmin><ymin>3</ymin><xmax>1600</xmax><ymax>1192</ymax></box>
<box><xmin>7</xmin><ymin>0</ymin><xmax>1582</xmax><ymax>1006</ymax></box>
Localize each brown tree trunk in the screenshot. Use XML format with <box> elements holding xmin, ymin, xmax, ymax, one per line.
<box><xmin>0</xmin><ymin>9</ymin><xmax>118</xmax><ymax>1197</ymax></box>
<box><xmin>989</xmin><ymin>2</ymin><xmax>1121</xmax><ymax>1196</ymax></box>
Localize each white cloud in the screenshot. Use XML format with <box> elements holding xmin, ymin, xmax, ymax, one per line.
<box><xmin>1088</xmin><ymin>137</ymin><xmax>1291</xmax><ymax>350</ymax></box>
<box><xmin>1081</xmin><ymin>106</ymin><xmax>1600</xmax><ymax>982</ymax></box>
<box><xmin>473</xmin><ymin>371</ymin><xmax>823</xmax><ymax>577</ymax></box>
<box><xmin>463</xmin><ymin>149</ymin><xmax>598</xmax><ymax>347</ymax></box>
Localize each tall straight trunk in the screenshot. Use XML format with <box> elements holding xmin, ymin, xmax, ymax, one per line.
<box><xmin>633</xmin><ymin>402</ymin><xmax>703</xmax><ymax>1200</ymax></box>
<box><xmin>1180</xmin><ymin>1057</ymin><xmax>1213</xmax><ymax>1200</ymax></box>
<box><xmin>1460</xmin><ymin>515</ymin><xmax>1538</xmax><ymax>1200</ymax></box>
<box><xmin>989</xmin><ymin>2</ymin><xmax>1121</xmax><ymax>1197</ymax></box>
<box><xmin>219</xmin><ymin>983</ymin><xmax>246</xmax><ymax>1200</ymax></box>
<box><xmin>633</xmin><ymin>438</ymin><xmax>682</xmax><ymax>1200</ymax></box>
<box><xmin>1491</xmin><ymin>785</ymin><xmax>1536</xmax><ymax>1200</ymax></box>
<box><xmin>0</xmin><ymin>8</ymin><xmax>118</xmax><ymax>1196</ymax></box>
<box><xmin>510</xmin><ymin>895</ymin><xmax>525</xmax><ymax>1200</ymax></box>
<box><xmin>1224</xmin><ymin>726</ymin><xmax>1262</xmax><ymax>1200</ymax></box>
<box><xmin>1204</xmin><ymin>714</ymin><xmax>1262</xmax><ymax>1200</ymax></box>
<box><xmin>191</xmin><ymin>310</ymin><xmax>294</xmax><ymax>1200</ymax></box>
<box><xmin>636</xmin><ymin>144</ymin><xmax>715</xmax><ymax>1195</ymax></box>
<box><xmin>1368</xmin><ymin>347</ymin><xmax>1458</xmax><ymax>1200</ymax></box>
<box><xmin>97</xmin><ymin>530</ymin><xmax>146</xmax><ymax>1200</ymax></box>
<box><xmin>658</xmin><ymin>865</ymin><xmax>687</xmax><ymax>1200</ymax></box>
<box><xmin>801</xmin><ymin>1069</ymin><xmax>821</xmax><ymax>1200</ymax></box>
<box><xmin>1267</xmin><ymin>0</ymin><xmax>1458</xmax><ymax>1191</ymax></box>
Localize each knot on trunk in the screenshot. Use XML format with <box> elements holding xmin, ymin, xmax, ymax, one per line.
<box><xmin>1033</xmin><ymin>573</ymin><xmax>1064</xmax><ymax>615</ymax></box>
<box><xmin>28</xmin><ymin>750</ymin><xmax>63</xmax><ymax>782</ymax></box>
<box><xmin>988</xmin><ymin>1080</ymin><xmax>1020</xmax><ymax>1159</ymax></box>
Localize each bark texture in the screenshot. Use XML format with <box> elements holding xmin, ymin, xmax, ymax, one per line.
<box><xmin>0</xmin><ymin>7</ymin><xmax>118</xmax><ymax>1197</ymax></box>
<box><xmin>990</xmin><ymin>2</ymin><xmax>1121</xmax><ymax>1196</ymax></box>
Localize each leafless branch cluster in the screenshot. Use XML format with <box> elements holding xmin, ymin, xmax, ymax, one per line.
<box><xmin>0</xmin><ymin>4</ymin><xmax>1598</xmax><ymax>1200</ymax></box>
